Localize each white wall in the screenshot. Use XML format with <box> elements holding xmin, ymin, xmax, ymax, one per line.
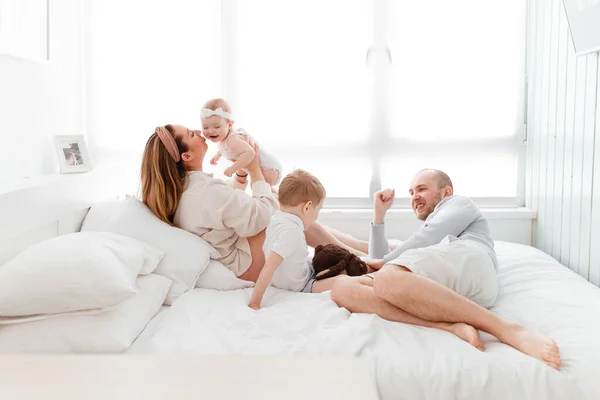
<box><xmin>526</xmin><ymin>0</ymin><xmax>600</xmax><ymax>284</ymax></box>
<box><xmin>0</xmin><ymin>0</ymin><xmax>86</xmax><ymax>183</ymax></box>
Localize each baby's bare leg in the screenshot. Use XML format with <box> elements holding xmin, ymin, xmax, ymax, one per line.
<box><xmin>262</xmin><ymin>168</ymin><xmax>280</xmax><ymax>187</ymax></box>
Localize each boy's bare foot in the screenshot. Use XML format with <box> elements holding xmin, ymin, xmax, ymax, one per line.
<box><xmin>500</xmin><ymin>323</ymin><xmax>561</xmax><ymax>369</ymax></box>
<box><xmin>446</xmin><ymin>322</ymin><xmax>484</xmax><ymax>351</ymax></box>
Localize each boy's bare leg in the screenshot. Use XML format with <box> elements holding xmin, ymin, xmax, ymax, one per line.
<box><xmin>323</xmin><ymin>226</ymin><xmax>369</xmax><ymax>254</ymax></box>
<box><xmin>305</xmin><ymin>222</ymin><xmax>367</xmax><ymax>257</ymax></box>
<box><xmin>363</xmin><ymin>265</ymin><xmax>561</xmax><ymax>369</ymax></box>
<box><xmin>330</xmin><ymin>276</ymin><xmax>484</xmax><ymax>350</ymax></box>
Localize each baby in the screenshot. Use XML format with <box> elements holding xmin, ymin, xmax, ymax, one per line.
<box><xmin>201</xmin><ymin>98</ymin><xmax>283</xmax><ymax>190</ymax></box>
<box><xmin>248</xmin><ymin>169</ymin><xmax>328</xmax><ymax>310</ymax></box>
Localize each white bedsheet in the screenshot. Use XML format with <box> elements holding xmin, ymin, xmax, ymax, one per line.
<box><xmin>129</xmin><ymin>305</ymin><xmax>170</xmax><ymax>353</ymax></box>
<box><xmin>129</xmin><ymin>242</ymin><xmax>600</xmax><ymax>399</ymax></box>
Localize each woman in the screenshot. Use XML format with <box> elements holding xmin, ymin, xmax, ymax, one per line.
<box><xmin>140</xmin><ymin>124</ymin><xmax>367</xmax><ymax>283</ymax></box>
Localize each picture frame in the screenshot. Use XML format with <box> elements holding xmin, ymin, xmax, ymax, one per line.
<box><xmin>54</xmin><ymin>135</ymin><xmax>92</xmax><ymax>174</ymax></box>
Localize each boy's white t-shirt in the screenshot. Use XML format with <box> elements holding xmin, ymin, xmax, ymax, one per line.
<box><xmin>262</xmin><ymin>211</ymin><xmax>313</xmax><ymax>292</ymax></box>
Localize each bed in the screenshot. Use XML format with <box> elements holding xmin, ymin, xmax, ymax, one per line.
<box><xmin>128</xmin><ymin>241</ymin><xmax>600</xmax><ymax>400</ymax></box>
<box><xmin>1</xmin><ymin>190</ymin><xmax>599</xmax><ymax>399</ymax></box>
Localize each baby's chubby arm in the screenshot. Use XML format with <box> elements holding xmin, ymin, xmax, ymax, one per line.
<box><xmin>223</xmin><ymin>135</ymin><xmax>256</xmax><ymax>177</ymax></box>
<box><xmin>210</xmin><ymin>151</ymin><xmax>222</xmax><ymax>165</ymax></box>
<box><xmin>248</xmin><ymin>252</ymin><xmax>284</xmax><ymax>310</ymax></box>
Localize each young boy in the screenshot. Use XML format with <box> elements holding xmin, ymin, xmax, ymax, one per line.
<box><xmin>248</xmin><ymin>169</ymin><xmax>330</xmax><ymax>310</ymax></box>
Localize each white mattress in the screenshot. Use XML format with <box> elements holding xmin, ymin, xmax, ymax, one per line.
<box><xmin>129</xmin><ymin>242</ymin><xmax>600</xmax><ymax>399</ymax></box>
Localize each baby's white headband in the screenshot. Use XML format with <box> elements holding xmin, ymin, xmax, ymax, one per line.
<box><xmin>200</xmin><ymin>107</ymin><xmax>233</xmax><ymax>120</ymax></box>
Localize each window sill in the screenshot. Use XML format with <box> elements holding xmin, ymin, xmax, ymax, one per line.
<box><xmin>320</xmin><ymin>207</ymin><xmax>536</xmax><ymax>221</ymax></box>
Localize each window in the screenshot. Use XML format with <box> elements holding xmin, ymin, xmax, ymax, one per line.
<box><xmin>87</xmin><ymin>0</ymin><xmax>222</xmax><ymax>154</ymax></box>
<box><xmin>225</xmin><ymin>0</ymin><xmax>526</xmax><ymax>207</ymax></box>
<box><xmin>88</xmin><ymin>1</ymin><xmax>526</xmax><ymax>207</ymax></box>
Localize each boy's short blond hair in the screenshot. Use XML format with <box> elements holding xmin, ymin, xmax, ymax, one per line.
<box><xmin>202</xmin><ymin>98</ymin><xmax>232</xmax><ymax>113</ymax></box>
<box><xmin>278</xmin><ymin>169</ymin><xmax>326</xmax><ymax>207</ymax></box>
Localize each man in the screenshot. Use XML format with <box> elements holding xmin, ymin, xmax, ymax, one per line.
<box><xmin>330</xmin><ymin>169</ymin><xmax>561</xmax><ymax>370</ymax></box>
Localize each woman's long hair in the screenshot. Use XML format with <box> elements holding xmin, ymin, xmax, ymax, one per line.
<box><xmin>140</xmin><ymin>124</ymin><xmax>188</xmax><ymax>225</ymax></box>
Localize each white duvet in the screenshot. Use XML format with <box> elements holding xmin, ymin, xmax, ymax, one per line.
<box><xmin>129</xmin><ymin>242</ymin><xmax>600</xmax><ymax>400</ymax></box>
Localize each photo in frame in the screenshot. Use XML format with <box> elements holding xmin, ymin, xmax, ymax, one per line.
<box><xmin>54</xmin><ymin>135</ymin><xmax>92</xmax><ymax>174</ymax></box>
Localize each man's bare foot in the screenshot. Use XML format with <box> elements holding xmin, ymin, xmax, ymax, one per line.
<box><xmin>501</xmin><ymin>324</ymin><xmax>561</xmax><ymax>370</ymax></box>
<box><xmin>446</xmin><ymin>322</ymin><xmax>484</xmax><ymax>351</ymax></box>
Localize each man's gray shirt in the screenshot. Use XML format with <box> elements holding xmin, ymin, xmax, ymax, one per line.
<box><xmin>369</xmin><ymin>195</ymin><xmax>498</xmax><ymax>270</ymax></box>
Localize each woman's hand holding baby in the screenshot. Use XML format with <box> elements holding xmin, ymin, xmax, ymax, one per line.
<box><xmin>239</xmin><ymin>134</ymin><xmax>258</xmax><ymax>151</ymax></box>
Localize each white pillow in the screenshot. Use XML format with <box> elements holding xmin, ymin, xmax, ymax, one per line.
<box><xmin>0</xmin><ymin>274</ymin><xmax>171</xmax><ymax>354</ymax></box>
<box><xmin>84</xmin><ymin>196</ymin><xmax>219</xmax><ymax>305</ymax></box>
<box><xmin>0</xmin><ymin>232</ymin><xmax>164</xmax><ymax>319</ymax></box>
<box><xmin>80</xmin><ymin>197</ymin><xmax>124</xmax><ymax>231</ymax></box>
<box><xmin>196</xmin><ymin>259</ymin><xmax>255</xmax><ymax>291</ymax></box>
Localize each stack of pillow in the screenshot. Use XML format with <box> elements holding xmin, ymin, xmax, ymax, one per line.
<box><xmin>0</xmin><ymin>196</ymin><xmax>252</xmax><ymax>354</ymax></box>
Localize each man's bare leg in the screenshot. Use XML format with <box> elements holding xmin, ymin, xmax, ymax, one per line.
<box><xmin>370</xmin><ymin>265</ymin><xmax>561</xmax><ymax>369</ymax></box>
<box><xmin>330</xmin><ymin>276</ymin><xmax>484</xmax><ymax>350</ymax></box>
<box><xmin>323</xmin><ymin>227</ymin><xmax>370</xmax><ymax>255</ymax></box>
<box><xmin>311</xmin><ymin>276</ymin><xmax>342</xmax><ymax>293</ymax></box>
<box><xmin>305</xmin><ymin>222</ymin><xmax>367</xmax><ymax>257</ymax></box>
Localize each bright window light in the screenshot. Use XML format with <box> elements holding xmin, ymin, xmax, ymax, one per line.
<box><xmin>381</xmin><ymin>153</ymin><xmax>519</xmax><ymax>198</ymax></box>
<box><xmin>88</xmin><ymin>0</ymin><xmax>221</xmax><ymax>153</ymax></box>
<box><xmin>227</xmin><ymin>0</ymin><xmax>525</xmax><ymax>203</ymax></box>
<box><xmin>389</xmin><ymin>1</ymin><xmax>524</xmax><ymax>141</ymax></box>
<box><xmin>235</xmin><ymin>0</ymin><xmax>372</xmax><ymax>147</ymax></box>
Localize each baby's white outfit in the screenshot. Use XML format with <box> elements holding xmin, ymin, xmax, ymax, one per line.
<box><xmin>218</xmin><ymin>128</ymin><xmax>283</xmax><ymax>185</ymax></box>
<box><xmin>262</xmin><ymin>211</ymin><xmax>314</xmax><ymax>292</ymax></box>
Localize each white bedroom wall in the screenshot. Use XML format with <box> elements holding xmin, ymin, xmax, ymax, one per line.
<box><xmin>0</xmin><ymin>0</ymin><xmax>86</xmax><ymax>183</ymax></box>
<box><xmin>526</xmin><ymin>0</ymin><xmax>600</xmax><ymax>284</ymax></box>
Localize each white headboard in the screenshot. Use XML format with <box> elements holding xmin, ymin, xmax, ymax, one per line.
<box><xmin>0</xmin><ymin>160</ymin><xmax>535</xmax><ymax>265</ymax></box>
<box><xmin>0</xmin><ymin>161</ymin><xmax>138</xmax><ymax>265</ymax></box>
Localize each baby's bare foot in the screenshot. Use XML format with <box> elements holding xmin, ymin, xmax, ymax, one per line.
<box><xmin>503</xmin><ymin>324</ymin><xmax>561</xmax><ymax>370</ymax></box>
<box><xmin>447</xmin><ymin>322</ymin><xmax>484</xmax><ymax>351</ymax></box>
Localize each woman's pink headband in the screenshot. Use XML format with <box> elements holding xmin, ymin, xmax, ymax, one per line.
<box><xmin>155</xmin><ymin>126</ymin><xmax>180</xmax><ymax>162</ymax></box>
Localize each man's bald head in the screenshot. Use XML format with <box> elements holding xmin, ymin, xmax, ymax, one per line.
<box><xmin>415</xmin><ymin>169</ymin><xmax>453</xmax><ymax>191</ymax></box>
<box><xmin>409</xmin><ymin>169</ymin><xmax>454</xmax><ymax>220</ymax></box>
